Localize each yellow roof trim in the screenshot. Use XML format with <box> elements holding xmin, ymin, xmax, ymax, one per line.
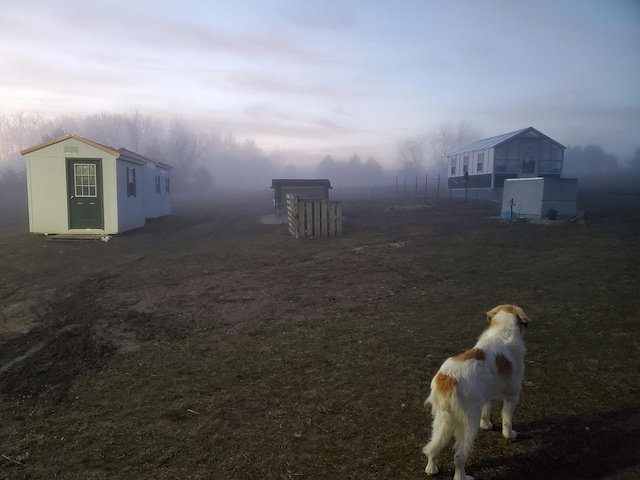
<box><xmin>20</xmin><ymin>133</ymin><xmax>121</xmax><ymax>156</ymax></box>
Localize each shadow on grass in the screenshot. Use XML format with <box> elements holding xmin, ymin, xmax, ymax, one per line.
<box><xmin>476</xmin><ymin>405</ymin><xmax>640</xmax><ymax>480</ymax></box>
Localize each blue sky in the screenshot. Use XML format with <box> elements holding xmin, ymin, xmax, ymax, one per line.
<box><xmin>1</xmin><ymin>0</ymin><xmax>639</xmax><ymax>165</ymax></box>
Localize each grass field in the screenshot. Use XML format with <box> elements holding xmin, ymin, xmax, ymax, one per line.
<box><xmin>1</xmin><ymin>190</ymin><xmax>639</xmax><ymax>479</ymax></box>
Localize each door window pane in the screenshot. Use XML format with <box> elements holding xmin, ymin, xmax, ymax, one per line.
<box><xmin>74</xmin><ymin>164</ymin><xmax>97</xmax><ymax>197</ymax></box>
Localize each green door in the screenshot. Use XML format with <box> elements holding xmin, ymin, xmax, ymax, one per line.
<box><xmin>67</xmin><ymin>159</ymin><xmax>103</xmax><ymax>229</ymax></box>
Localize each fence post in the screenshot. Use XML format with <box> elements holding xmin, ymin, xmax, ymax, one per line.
<box><xmin>424</xmin><ymin>173</ymin><xmax>428</xmax><ymax>201</ymax></box>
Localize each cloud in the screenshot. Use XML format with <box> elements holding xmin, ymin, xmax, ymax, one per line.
<box><xmin>280</xmin><ymin>2</ymin><xmax>357</xmax><ymax>31</ymax></box>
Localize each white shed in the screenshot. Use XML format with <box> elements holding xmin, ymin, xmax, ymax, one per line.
<box><xmin>501</xmin><ymin>177</ymin><xmax>578</xmax><ymax>221</ymax></box>
<box><xmin>20</xmin><ymin>134</ymin><xmax>171</xmax><ymax>235</ymax></box>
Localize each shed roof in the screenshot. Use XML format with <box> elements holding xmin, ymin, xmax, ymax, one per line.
<box><xmin>448</xmin><ymin>127</ymin><xmax>565</xmax><ymax>156</ymax></box>
<box><xmin>21</xmin><ymin>133</ymin><xmax>119</xmax><ymax>156</ymax></box>
<box><xmin>118</xmin><ymin>148</ymin><xmax>172</xmax><ymax>169</ymax></box>
<box><xmin>271</xmin><ymin>179</ymin><xmax>332</xmax><ymax>188</ymax></box>
<box><xmin>20</xmin><ymin>133</ymin><xmax>171</xmax><ymax>168</ymax></box>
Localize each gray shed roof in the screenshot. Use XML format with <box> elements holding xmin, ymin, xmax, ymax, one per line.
<box><xmin>118</xmin><ymin>148</ymin><xmax>172</xmax><ymax>169</ymax></box>
<box><xmin>448</xmin><ymin>127</ymin><xmax>565</xmax><ymax>157</ymax></box>
<box><xmin>271</xmin><ymin>179</ymin><xmax>331</xmax><ymax>188</ymax></box>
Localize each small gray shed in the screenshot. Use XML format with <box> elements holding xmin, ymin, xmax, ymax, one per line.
<box><xmin>270</xmin><ymin>179</ymin><xmax>332</xmax><ymax>217</ymax></box>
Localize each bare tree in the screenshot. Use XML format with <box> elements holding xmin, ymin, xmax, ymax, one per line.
<box><xmin>81</xmin><ymin>112</ymin><xmax>128</xmax><ymax>148</ymax></box>
<box><xmin>166</xmin><ymin>115</ymin><xmax>202</xmax><ymax>189</ymax></box>
<box><xmin>40</xmin><ymin>114</ymin><xmax>82</xmax><ymax>141</ymax></box>
<box><xmin>0</xmin><ymin>112</ymin><xmax>46</xmax><ymax>167</ymax></box>
<box><xmin>627</xmin><ymin>147</ymin><xmax>640</xmax><ymax>170</ymax></box>
<box><xmin>396</xmin><ymin>134</ymin><xmax>429</xmax><ymax>174</ymax></box>
<box><xmin>124</xmin><ymin>109</ymin><xmax>161</xmax><ymax>152</ymax></box>
<box><xmin>428</xmin><ymin>120</ymin><xmax>482</xmax><ymax>174</ymax></box>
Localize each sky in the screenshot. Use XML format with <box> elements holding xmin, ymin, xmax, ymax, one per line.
<box><xmin>1</xmin><ymin>0</ymin><xmax>639</xmax><ymax>166</ymax></box>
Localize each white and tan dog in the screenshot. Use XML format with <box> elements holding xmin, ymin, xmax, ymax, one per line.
<box><xmin>423</xmin><ymin>304</ymin><xmax>530</xmax><ymax>480</ymax></box>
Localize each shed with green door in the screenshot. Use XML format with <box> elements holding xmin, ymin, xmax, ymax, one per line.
<box><xmin>21</xmin><ymin>133</ymin><xmax>171</xmax><ymax>236</ymax></box>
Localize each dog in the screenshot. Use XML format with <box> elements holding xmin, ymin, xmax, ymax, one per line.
<box><xmin>423</xmin><ymin>304</ymin><xmax>530</xmax><ymax>480</ymax></box>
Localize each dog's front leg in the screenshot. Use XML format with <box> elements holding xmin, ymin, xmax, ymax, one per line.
<box><xmin>480</xmin><ymin>403</ymin><xmax>493</xmax><ymax>430</ymax></box>
<box><xmin>501</xmin><ymin>395</ymin><xmax>519</xmax><ymax>440</ymax></box>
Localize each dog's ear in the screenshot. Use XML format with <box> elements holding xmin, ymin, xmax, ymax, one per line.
<box><xmin>514</xmin><ymin>306</ymin><xmax>530</xmax><ymax>330</ymax></box>
<box><xmin>487</xmin><ymin>305</ymin><xmax>530</xmax><ymax>329</ymax></box>
<box><xmin>486</xmin><ymin>305</ymin><xmax>502</xmax><ymax>323</ymax></box>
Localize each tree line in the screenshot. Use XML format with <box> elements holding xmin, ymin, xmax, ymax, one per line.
<box><xmin>1</xmin><ymin>111</ymin><xmax>638</xmax><ymax>199</ymax></box>
<box><xmin>0</xmin><ymin>111</ymin><xmax>392</xmax><ymax>192</ymax></box>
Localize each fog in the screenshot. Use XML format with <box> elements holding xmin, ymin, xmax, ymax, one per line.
<box><xmin>1</xmin><ymin>112</ymin><xmax>639</xmax><ymax>203</ymax></box>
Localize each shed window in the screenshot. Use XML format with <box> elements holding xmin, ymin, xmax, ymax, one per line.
<box><xmin>155</xmin><ymin>174</ymin><xmax>161</xmax><ymax>193</ymax></box>
<box><xmin>126</xmin><ymin>167</ymin><xmax>137</xmax><ymax>197</ymax></box>
<box><xmin>476</xmin><ymin>152</ymin><xmax>484</xmax><ymax>173</ymax></box>
<box><xmin>159</xmin><ymin>172</ymin><xmax>168</xmax><ymax>194</ymax></box>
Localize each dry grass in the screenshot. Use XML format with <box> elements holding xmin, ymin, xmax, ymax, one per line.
<box><xmin>1</xmin><ymin>191</ymin><xmax>639</xmax><ymax>479</ymax></box>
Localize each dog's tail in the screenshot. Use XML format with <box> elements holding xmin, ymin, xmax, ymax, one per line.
<box><xmin>426</xmin><ymin>372</ymin><xmax>458</xmax><ymax>411</ymax></box>
<box><xmin>426</xmin><ymin>372</ymin><xmax>476</xmax><ymax>422</ymax></box>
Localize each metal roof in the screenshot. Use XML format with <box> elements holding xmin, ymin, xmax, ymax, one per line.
<box><xmin>447</xmin><ymin>127</ymin><xmax>565</xmax><ymax>157</ymax></box>
<box><xmin>448</xmin><ymin>128</ymin><xmax>529</xmax><ymax>156</ymax></box>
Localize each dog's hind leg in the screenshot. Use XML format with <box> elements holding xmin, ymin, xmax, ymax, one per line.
<box><xmin>451</xmin><ymin>407</ymin><xmax>480</xmax><ymax>480</ymax></box>
<box><xmin>423</xmin><ymin>411</ymin><xmax>454</xmax><ymax>476</ymax></box>
<box><xmin>480</xmin><ymin>402</ymin><xmax>493</xmax><ymax>430</ymax></box>
<box><xmin>501</xmin><ymin>394</ymin><xmax>520</xmax><ymax>440</ymax></box>
<box><xmin>452</xmin><ymin>423</ymin><xmax>478</xmax><ymax>480</ymax></box>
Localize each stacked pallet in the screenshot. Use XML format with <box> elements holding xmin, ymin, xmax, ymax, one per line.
<box><xmin>286</xmin><ymin>194</ymin><xmax>342</xmax><ymax>238</ymax></box>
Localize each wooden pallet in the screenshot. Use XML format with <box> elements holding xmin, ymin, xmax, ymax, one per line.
<box><xmin>286</xmin><ymin>194</ymin><xmax>342</xmax><ymax>238</ymax></box>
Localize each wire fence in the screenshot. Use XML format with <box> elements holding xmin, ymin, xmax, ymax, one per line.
<box><xmin>331</xmin><ymin>175</ymin><xmax>502</xmax><ymax>205</ymax></box>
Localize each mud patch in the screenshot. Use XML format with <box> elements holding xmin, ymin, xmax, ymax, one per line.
<box><xmin>0</xmin><ymin>301</ymin><xmax>37</xmax><ymax>336</ymax></box>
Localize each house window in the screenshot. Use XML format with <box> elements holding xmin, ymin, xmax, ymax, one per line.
<box><xmin>126</xmin><ymin>167</ymin><xmax>137</xmax><ymax>197</ymax></box>
<box><xmin>477</xmin><ymin>152</ymin><xmax>484</xmax><ymax>173</ymax></box>
<box><xmin>74</xmin><ymin>164</ymin><xmax>97</xmax><ymax>197</ymax></box>
<box><xmin>160</xmin><ymin>172</ymin><xmax>168</xmax><ymax>194</ymax></box>
<box><xmin>155</xmin><ymin>174</ymin><xmax>161</xmax><ymax>193</ymax></box>
<box><xmin>450</xmin><ymin>156</ymin><xmax>456</xmax><ymax>175</ymax></box>
<box><xmin>463</xmin><ymin>155</ymin><xmax>469</xmax><ymax>173</ymax></box>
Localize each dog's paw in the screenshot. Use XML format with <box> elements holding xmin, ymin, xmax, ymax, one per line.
<box><xmin>503</xmin><ymin>429</ymin><xmax>517</xmax><ymax>440</ymax></box>
<box><xmin>480</xmin><ymin>420</ymin><xmax>493</xmax><ymax>430</ymax></box>
<box><xmin>425</xmin><ymin>462</ymin><xmax>439</xmax><ymax>475</ymax></box>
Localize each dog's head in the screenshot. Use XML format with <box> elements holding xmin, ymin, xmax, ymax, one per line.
<box><xmin>487</xmin><ymin>304</ymin><xmax>530</xmax><ymax>333</ymax></box>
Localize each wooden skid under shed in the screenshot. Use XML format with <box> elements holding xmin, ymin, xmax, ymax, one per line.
<box><xmin>45</xmin><ymin>233</ymin><xmax>105</xmax><ymax>242</ymax></box>
<box><xmin>286</xmin><ymin>194</ymin><xmax>342</xmax><ymax>238</ymax></box>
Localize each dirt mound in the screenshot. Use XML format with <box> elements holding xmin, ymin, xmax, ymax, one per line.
<box><xmin>0</xmin><ymin>277</ymin><xmax>117</xmax><ymax>406</ymax></box>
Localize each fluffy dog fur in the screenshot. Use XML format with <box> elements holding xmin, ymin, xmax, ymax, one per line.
<box><xmin>423</xmin><ymin>305</ymin><xmax>530</xmax><ymax>480</ymax></box>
